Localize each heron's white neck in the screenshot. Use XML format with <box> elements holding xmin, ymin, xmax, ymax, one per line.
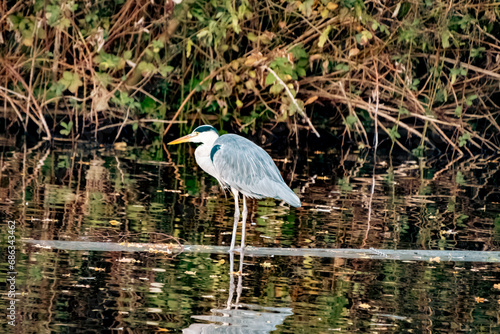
<box><xmin>193</xmin><ymin>131</ymin><xmax>220</xmax><ymax>179</ymax></box>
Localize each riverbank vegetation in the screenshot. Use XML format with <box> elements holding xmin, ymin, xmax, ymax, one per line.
<box><xmin>1</xmin><ymin>0</ymin><xmax>499</xmax><ymax>155</ymax></box>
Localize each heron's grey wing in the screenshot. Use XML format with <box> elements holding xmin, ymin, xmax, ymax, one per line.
<box><xmin>211</xmin><ymin>134</ymin><xmax>300</xmax><ymax>207</ymax></box>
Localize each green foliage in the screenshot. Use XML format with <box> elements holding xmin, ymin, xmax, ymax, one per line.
<box><xmin>343</xmin><ymin>115</ymin><xmax>357</xmax><ymax>129</ymax></box>
<box><xmin>1</xmin><ymin>0</ymin><xmax>498</xmax><ymax>154</ymax></box>
<box><xmin>458</xmin><ymin>132</ymin><xmax>471</xmax><ymax>147</ymax></box>
<box><xmin>60</xmin><ymin>121</ymin><xmax>73</xmax><ymax>136</ymax></box>
<box><xmin>58</xmin><ymin>72</ymin><xmax>82</xmax><ymax>94</ymax></box>
<box><xmin>388</xmin><ymin>126</ymin><xmax>401</xmax><ymax>141</ymax></box>
<box><xmin>111</xmin><ymin>92</ymin><xmax>140</xmax><ymax>110</ymax></box>
<box><xmin>456</xmin><ymin>171</ymin><xmax>466</xmax><ymax>185</ymax></box>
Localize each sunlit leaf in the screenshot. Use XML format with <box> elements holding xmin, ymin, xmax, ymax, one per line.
<box><xmin>265</xmin><ymin>73</ymin><xmax>276</xmax><ymax>86</ymax></box>
<box><xmin>318</xmin><ymin>25</ymin><xmax>331</xmax><ymax>48</ymax></box>
<box><xmin>59</xmin><ymin>71</ymin><xmax>82</xmax><ymax>93</ymax></box>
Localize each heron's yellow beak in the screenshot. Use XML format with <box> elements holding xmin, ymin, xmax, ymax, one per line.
<box><xmin>167</xmin><ymin>133</ymin><xmax>197</xmax><ymax>145</ymax></box>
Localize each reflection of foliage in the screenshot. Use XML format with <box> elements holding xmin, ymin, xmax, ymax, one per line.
<box><xmin>0</xmin><ymin>139</ymin><xmax>499</xmax><ymax>331</ymax></box>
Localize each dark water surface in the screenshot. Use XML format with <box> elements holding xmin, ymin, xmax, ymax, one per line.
<box><xmin>1</xmin><ymin>140</ymin><xmax>500</xmax><ymax>333</ymax></box>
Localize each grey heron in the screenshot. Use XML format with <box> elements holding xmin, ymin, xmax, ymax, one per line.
<box><xmin>168</xmin><ymin>125</ymin><xmax>301</xmax><ymax>251</ymax></box>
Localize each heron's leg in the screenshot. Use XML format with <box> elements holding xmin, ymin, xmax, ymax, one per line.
<box><xmin>229</xmin><ymin>189</ymin><xmax>240</xmax><ymax>252</ymax></box>
<box><xmin>240</xmin><ymin>195</ymin><xmax>248</xmax><ymax>250</ymax></box>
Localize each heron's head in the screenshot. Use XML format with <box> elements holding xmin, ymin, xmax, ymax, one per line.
<box><xmin>168</xmin><ymin>125</ymin><xmax>219</xmax><ymax>145</ymax></box>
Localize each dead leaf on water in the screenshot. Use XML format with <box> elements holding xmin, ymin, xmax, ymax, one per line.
<box><xmin>475</xmin><ymin>297</ymin><xmax>486</xmax><ymax>303</ymax></box>
<box><xmin>429</xmin><ymin>257</ymin><xmax>441</xmax><ymax>263</ymax></box>
<box><xmin>114</xmin><ymin>142</ymin><xmax>127</xmax><ymax>150</ymax></box>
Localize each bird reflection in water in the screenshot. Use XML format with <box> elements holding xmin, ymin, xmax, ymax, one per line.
<box><xmin>182</xmin><ymin>251</ymin><xmax>293</xmax><ymax>333</ymax></box>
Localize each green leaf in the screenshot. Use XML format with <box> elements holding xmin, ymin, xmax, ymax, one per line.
<box><xmin>46</xmin><ymin>5</ymin><xmax>61</xmax><ymax>27</ymax></box>
<box><xmin>247</xmin><ymin>32</ymin><xmax>257</xmax><ymax>42</ymax></box>
<box><xmin>318</xmin><ymin>25</ymin><xmax>331</xmax><ymax>48</ymax></box>
<box><xmin>471</xmin><ymin>47</ymin><xmax>485</xmax><ymax>58</ymax></box>
<box><xmin>158</xmin><ymin>65</ymin><xmax>174</xmax><ymax>77</ymax></box>
<box><xmin>95</xmin><ymin>72</ymin><xmax>112</xmax><ymax>87</ymax></box>
<box><xmin>441</xmin><ymin>29</ymin><xmax>452</xmax><ymax>49</ymax></box>
<box><xmin>269</xmin><ymin>83</ymin><xmax>284</xmax><ymax>95</ymax></box>
<box><xmin>456</xmin><ymin>171</ymin><xmax>466</xmax><ymax>185</ymax></box>
<box><xmin>152</xmin><ymin>40</ymin><xmax>164</xmax><ymax>53</ymax></box>
<box><xmin>123</xmin><ymin>50</ymin><xmax>132</xmax><ymax>60</ymax></box>
<box><xmin>399</xmin><ymin>106</ymin><xmax>410</xmax><ymax>115</ymax></box>
<box><xmin>290</xmin><ymin>45</ymin><xmax>308</xmax><ymax>60</ymax></box>
<box><xmin>58</xmin><ymin>18</ymin><xmax>70</xmax><ymax>29</ymax></box>
<box><xmin>265</xmin><ymin>73</ymin><xmax>276</xmax><ymax>86</ymax></box>
<box><xmin>388</xmin><ymin>126</ymin><xmax>401</xmax><ymax>140</ymax></box>
<box><xmin>186</xmin><ymin>39</ymin><xmax>193</xmax><ymax>57</ymax></box>
<box><xmin>298</xmin><ymin>0</ymin><xmax>314</xmax><ymax>17</ymax></box>
<box><xmin>141</xmin><ymin>96</ymin><xmax>157</xmax><ymax>113</ymax></box>
<box><xmin>58</xmin><ymin>71</ymin><xmax>82</xmax><ymax>93</ymax></box>
<box><xmin>335</xmin><ymin>63</ymin><xmax>349</xmax><ymax>72</ymax></box>
<box><xmin>94</xmin><ymin>52</ymin><xmax>124</xmax><ymax>70</ymax></box>
<box><xmin>296</xmin><ymin>67</ymin><xmax>306</xmax><ymax>77</ymax></box>
<box><xmin>458</xmin><ymin>132</ymin><xmax>471</xmax><ymax>147</ymax></box>
<box><xmin>344</xmin><ymin>115</ymin><xmax>357</xmax><ymax>128</ymax></box>
<box><xmin>465</xmin><ymin>94</ymin><xmax>477</xmax><ymax>106</ymax></box>
<box><xmin>60</xmin><ymin>121</ymin><xmax>73</xmax><ymax>136</ymax></box>
<box><xmin>137</xmin><ymin>61</ymin><xmax>156</xmax><ymax>75</ymax></box>
<box><xmin>454</xmin><ymin>105</ymin><xmax>462</xmax><ymax>117</ymax></box>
